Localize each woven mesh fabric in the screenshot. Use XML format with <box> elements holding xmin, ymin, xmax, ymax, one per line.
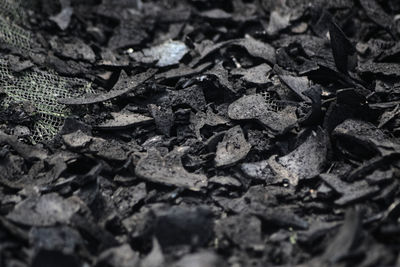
<box><xmin>0</xmin><ymin>59</ymin><xmax>92</xmax><ymax>141</ymax></box>
<box><xmin>0</xmin><ymin>0</ymin><xmax>32</xmax><ymax>50</ymax></box>
<box><xmin>0</xmin><ymin>1</ymin><xmax>95</xmax><ymax>142</ymax></box>
<box><xmin>260</xmin><ymin>91</ymin><xmax>284</xmax><ymax>113</ymax></box>
<box><xmin>0</xmin><ymin>0</ymin><xmax>23</xmax><ymax>21</ymax></box>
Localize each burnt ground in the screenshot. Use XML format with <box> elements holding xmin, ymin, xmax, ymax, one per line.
<box><xmin>1</xmin><ymin>0</ymin><xmax>400</xmax><ymax>266</ymax></box>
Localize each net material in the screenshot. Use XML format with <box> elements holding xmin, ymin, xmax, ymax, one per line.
<box><xmin>0</xmin><ymin>0</ymin><xmax>23</xmax><ymax>21</ymax></box>
<box><xmin>0</xmin><ymin>60</ymin><xmax>92</xmax><ymax>142</ymax></box>
<box><xmin>0</xmin><ymin>1</ymin><xmax>94</xmax><ymax>142</ymax></box>
<box><xmin>0</xmin><ymin>0</ymin><xmax>32</xmax><ymax>50</ymax></box>
<box><xmin>260</xmin><ymin>91</ymin><xmax>284</xmax><ymax>113</ymax></box>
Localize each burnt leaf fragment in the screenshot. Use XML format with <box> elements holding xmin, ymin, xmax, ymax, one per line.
<box><xmin>152</xmin><ymin>206</ymin><xmax>213</xmax><ymax>249</ymax></box>
<box><xmin>320</xmin><ymin>174</ymin><xmax>380</xmax><ymax>205</ymax></box>
<box><xmin>359</xmin><ymin>0</ymin><xmax>396</xmax><ymax>36</ymax></box>
<box><xmin>228</xmin><ymin>94</ymin><xmax>297</xmax><ymax>134</ymax></box>
<box><xmin>7</xmin><ymin>193</ymin><xmax>80</xmax><ymax>227</ymax></box>
<box><xmin>358</xmin><ymin>62</ymin><xmax>400</xmax><ymax>76</ymax></box>
<box><xmin>59</xmin><ymin>69</ymin><xmax>156</xmax><ymax>105</ymax></box>
<box><xmin>232</xmin><ymin>36</ymin><xmax>277</xmax><ymax>65</ymax></box>
<box><xmin>130</xmin><ymin>40</ymin><xmax>189</xmax><ymax>67</ymax></box>
<box><xmin>241</xmin><ymin>128</ymin><xmax>328</xmax><ymax>186</ymax></box>
<box><xmin>333</xmin><ymin>119</ymin><xmax>400</xmax><ymax>158</ymax></box>
<box><xmin>215</xmin><ymin>214</ymin><xmax>263</xmax><ymax>250</ymax></box>
<box><xmin>214</xmin><ymin>125</ymin><xmax>251</xmax><ymax>168</ymax></box>
<box><xmin>231</xmin><ymin>63</ymin><xmax>272</xmax><ymax>84</ymax></box>
<box><xmin>135</xmin><ymin>147</ymin><xmax>208</xmax><ymax>191</ymax></box>
<box><xmin>329</xmin><ymin>21</ymin><xmax>357</xmax><ymax>74</ymax></box>
<box><xmin>94</xmin><ymin>112</ymin><xmax>154</xmax><ymax>130</ymax></box>
<box><xmin>321</xmin><ymin>208</ymin><xmax>362</xmax><ymax>263</ymax></box>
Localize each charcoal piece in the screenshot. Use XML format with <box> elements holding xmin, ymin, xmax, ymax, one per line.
<box><xmin>98</xmin><ymin>49</ymin><xmax>130</xmax><ymax>67</ymax></box>
<box><xmin>321</xmin><ymin>208</ymin><xmax>362</xmax><ymax>263</ymax></box>
<box><xmin>60</xmin><ymin>117</ymin><xmax>92</xmax><ymax>136</ymax></box>
<box><xmin>191</xmin><ymin>107</ymin><xmax>229</xmax><ymax>139</ymax></box>
<box><xmin>112</xmin><ymin>183</ymin><xmax>147</xmax><ymax>217</ymax></box>
<box><xmin>155</xmin><ymin>62</ymin><xmax>212</xmax><ymax>80</ymax></box>
<box><xmin>96</xmin><ymin>0</ymin><xmax>143</xmax><ymax>20</ymax></box>
<box><xmin>130</xmin><ymin>40</ymin><xmax>189</xmax><ymax>67</ymax></box>
<box><xmin>7</xmin><ymin>55</ymin><xmax>34</xmax><ymax>72</ymax></box>
<box><xmin>359</xmin><ymin>0</ymin><xmax>395</xmax><ymax>35</ymax></box>
<box><xmin>148</xmin><ymin>104</ymin><xmax>174</xmax><ymax>136</ymax></box>
<box><xmin>7</xmin><ymin>193</ymin><xmax>80</xmax><ymax>226</ymax></box>
<box><xmin>49</xmin><ymin>7</ymin><xmax>73</xmax><ymax>31</ymax></box>
<box><xmin>208</xmin><ymin>175</ymin><xmax>241</xmax><ymax>187</ymax></box>
<box><xmin>231</xmin><ymin>64</ymin><xmax>272</xmax><ymax>84</ymax></box>
<box><xmin>199</xmin><ymin>9</ymin><xmax>232</xmax><ymax>20</ymax></box>
<box><xmin>357</xmin><ymin>241</ymin><xmax>396</xmax><ymax>267</ymax></box>
<box><xmin>31</xmin><ymin>249</ymin><xmax>81</xmax><ymax>267</ymax></box>
<box><xmin>266</xmin><ymin>10</ymin><xmax>290</xmax><ymax>36</ymax></box>
<box><xmin>312</xmin><ymin>9</ymin><xmax>333</xmax><ymax>37</ymax></box>
<box><xmin>70</xmin><ymin>213</ymin><xmax>118</xmax><ymax>252</ymax></box>
<box><xmin>29</xmin><ymin>226</ymin><xmax>83</xmax><ymax>255</ymax></box>
<box><xmin>214</xmin><ymin>126</ymin><xmax>251</xmax><ymax>168</ymax></box>
<box><xmin>358</xmin><ymin>62</ymin><xmax>400</xmax><ymax>76</ymax></box>
<box><xmin>240</xmin><ymin>160</ymin><xmax>276</xmax><ymax>183</ymax></box>
<box><xmin>297</xmin><ymin>221</ymin><xmax>340</xmax><ymax>245</ymax></box>
<box><xmin>62</xmin><ymin>130</ymin><xmax>92</xmax><ymax>149</ymax></box>
<box><xmin>88</xmin><ymin>138</ymin><xmax>130</xmax><ymax>162</ymax></box>
<box><xmin>228</xmin><ymin>94</ymin><xmax>297</xmax><ymax>134</ymax></box>
<box><xmin>300</xmin><ymin>85</ymin><xmax>322</xmax><ymax>126</ymax></box>
<box><xmin>376</xmin><ymin>42</ymin><xmax>400</xmax><ymax>62</ymax></box>
<box><xmin>193</xmin><ymin>40</ymin><xmax>234</xmax><ymax>65</ymax></box>
<box><xmin>232</xmin><ymin>36</ymin><xmax>276</xmax><ymax>65</ymax></box>
<box><xmin>278</xmin><ymin>74</ymin><xmax>310</xmax><ymax>102</ymax></box>
<box><xmin>320</xmin><ymin>174</ymin><xmax>380</xmax><ymax>205</ymax></box>
<box><xmin>59</xmin><ymin>69</ymin><xmax>156</xmax><ymax>105</ymax></box>
<box><xmin>329</xmin><ymin>21</ymin><xmax>357</xmax><ymax>74</ymax></box>
<box><xmin>4</xmin><ymin>1</ymin><xmax>400</xmax><ymax>265</ymax></box>
<box><xmin>247</xmin><ymin>129</ymin><xmax>271</xmax><ymax>152</ymax></box>
<box><xmin>214</xmin><ymin>185</ymin><xmax>287</xmax><ymax>213</ymax></box>
<box><xmin>0</xmin><ymin>152</ymin><xmax>26</xmax><ymax>188</ymax></box>
<box><xmin>254</xmin><ymin>208</ymin><xmax>309</xmax><ymax>230</ymax></box>
<box><xmin>378</xmin><ymin>105</ymin><xmax>400</xmax><ymax>128</ymax></box>
<box><xmin>373</xmin><ymin>180</ymin><xmax>398</xmax><ymax>203</ymax></box>
<box><xmin>242</xmin><ymin>128</ymin><xmax>328</xmax><ymax>185</ymax></box>
<box><xmin>365</xmin><ymin>169</ymin><xmax>394</xmax><ymax>185</ymax></box>
<box><xmin>336</xmin><ymin>88</ymin><xmax>367</xmax><ymax>106</ymax></box>
<box><xmin>140</xmin><ymin>238</ymin><xmax>164</xmax><ymax>267</ymax></box>
<box><xmin>44</xmin><ymin>55</ymin><xmax>92</xmax><ymax>77</ymax></box>
<box><xmin>215</xmin><ymin>214</ymin><xmax>263</xmax><ymax>250</ymax></box>
<box><xmin>205</xmin><ymin>62</ymin><xmax>232</xmax><ymax>92</ymax></box>
<box><xmin>135</xmin><ymin>147</ymin><xmax>208</xmax><ymax>191</ymax></box>
<box><xmin>94</xmin><ymin>244</ymin><xmax>140</xmax><ymax>267</ymax></box>
<box><xmin>205</xmin><ymin>131</ymin><xmax>226</xmax><ymax>152</ymax></box>
<box><xmin>152</xmin><ymin>206</ymin><xmax>213</xmax><ymax>249</ymax></box>
<box><xmin>333</xmin><ymin>119</ymin><xmax>400</xmax><ymax>158</ymax></box>
<box><xmin>273</xmin><ymin>34</ymin><xmax>325</xmax><ymax>58</ymax></box>
<box><xmin>0</xmin><ymin>131</ymin><xmax>47</xmax><ymax>161</ymax></box>
<box><xmin>108</xmin><ymin>18</ymin><xmax>151</xmax><ymax>50</ymax></box>
<box><xmin>95</xmin><ymin>112</ymin><xmax>154</xmax><ymax>130</ymax></box>
<box><xmin>346</xmin><ymin>156</ymin><xmax>398</xmax><ymax>183</ymax></box>
<box><xmin>169</xmin><ymin>85</ymin><xmax>207</xmax><ymax>111</ymax></box>
<box><xmin>172</xmin><ymin>251</ymin><xmax>224</xmax><ymax>267</ymax></box>
<box><xmin>316</xmin><ymin>182</ymin><xmax>334</xmax><ymax>199</ymax></box>
<box><xmin>50</xmin><ymin>38</ymin><xmax>96</xmax><ymax>63</ymax></box>
<box><xmin>277</xmin><ymin>128</ymin><xmax>328</xmax><ymax>185</ymax></box>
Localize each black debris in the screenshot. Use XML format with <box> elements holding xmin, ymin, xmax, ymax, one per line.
<box><xmin>2</xmin><ymin>1</ymin><xmax>400</xmax><ymax>266</ymax></box>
